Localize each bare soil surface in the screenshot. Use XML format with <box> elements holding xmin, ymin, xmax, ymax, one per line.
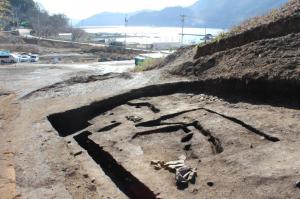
<box><xmin>65</xmin><ymin>93</ymin><xmax>300</xmax><ymax>199</ymax></box>
<box><xmin>0</xmin><ymin>59</ymin><xmax>299</xmax><ymax>198</ymax></box>
<box><xmin>0</xmin><ymin>32</ymin><xmax>142</xmax><ymax>64</ymax></box>
<box><xmin>0</xmin><ymin>3</ymin><xmax>300</xmax><ymax>198</ymax></box>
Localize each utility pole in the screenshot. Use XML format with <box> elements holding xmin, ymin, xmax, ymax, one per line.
<box><xmin>37</xmin><ymin>6</ymin><xmax>40</xmax><ymax>38</ymax></box>
<box><xmin>180</xmin><ymin>14</ymin><xmax>186</xmax><ymax>45</ymax></box>
<box><xmin>124</xmin><ymin>15</ymin><xmax>128</xmax><ymax>48</ymax></box>
<box><xmin>204</xmin><ymin>26</ymin><xmax>207</xmax><ymax>44</ymax></box>
<box><xmin>35</xmin><ymin>2</ymin><xmax>41</xmax><ymax>38</ymax></box>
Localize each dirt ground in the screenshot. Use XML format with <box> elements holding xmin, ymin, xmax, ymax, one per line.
<box><xmin>0</xmin><ymin>60</ymin><xmax>299</xmax><ymax>199</ymax></box>
<box><xmin>0</xmin><ymin>32</ymin><xmax>142</xmax><ymax>64</ymax></box>
<box><xmin>0</xmin><ymin>10</ymin><xmax>300</xmax><ymax>196</ymax></box>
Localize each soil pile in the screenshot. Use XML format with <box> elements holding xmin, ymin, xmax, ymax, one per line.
<box><xmin>159</xmin><ymin>0</ymin><xmax>300</xmax><ymax>84</ymax></box>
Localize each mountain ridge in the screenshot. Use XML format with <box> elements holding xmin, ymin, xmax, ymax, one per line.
<box><xmin>78</xmin><ymin>0</ymin><xmax>288</xmax><ymax>28</ymax></box>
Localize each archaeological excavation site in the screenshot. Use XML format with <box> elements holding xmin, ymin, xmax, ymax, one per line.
<box><xmin>0</xmin><ymin>0</ymin><xmax>300</xmax><ymax>198</ymax></box>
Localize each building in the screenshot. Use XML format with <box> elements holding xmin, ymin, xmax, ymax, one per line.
<box><xmin>58</xmin><ymin>33</ymin><xmax>73</xmax><ymax>41</ymax></box>
<box><xmin>17</xmin><ymin>28</ymin><xmax>32</xmax><ymax>36</ymax></box>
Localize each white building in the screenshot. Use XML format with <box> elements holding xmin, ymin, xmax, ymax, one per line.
<box><xmin>58</xmin><ymin>33</ymin><xmax>73</xmax><ymax>41</ymax></box>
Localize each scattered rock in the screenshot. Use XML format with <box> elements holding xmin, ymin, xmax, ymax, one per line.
<box><xmin>165</xmin><ymin>160</ymin><xmax>185</xmax><ymax>170</ymax></box>
<box><xmin>150</xmin><ymin>160</ymin><xmax>165</xmax><ymax>170</ymax></box>
<box><xmin>175</xmin><ymin>166</ymin><xmax>197</xmax><ymax>185</ymax></box>
<box><xmin>166</xmin><ymin>162</ymin><xmax>185</xmax><ymax>170</ymax></box>
<box><xmin>151</xmin><ymin>158</ymin><xmax>197</xmax><ymax>188</ymax></box>
<box><xmin>126</xmin><ymin>116</ymin><xmax>143</xmax><ymax>123</ymax></box>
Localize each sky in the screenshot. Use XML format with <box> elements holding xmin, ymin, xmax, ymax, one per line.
<box><xmin>34</xmin><ymin>0</ymin><xmax>198</xmax><ymax>20</ymax></box>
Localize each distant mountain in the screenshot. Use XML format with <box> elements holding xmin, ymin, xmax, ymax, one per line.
<box><xmin>190</xmin><ymin>0</ymin><xmax>288</xmax><ymax>28</ymax></box>
<box><xmin>79</xmin><ymin>12</ymin><xmax>126</xmax><ymax>26</ymax></box>
<box><xmin>78</xmin><ymin>0</ymin><xmax>288</xmax><ymax>28</ymax></box>
<box><xmin>128</xmin><ymin>7</ymin><xmax>194</xmax><ymax>27</ymax></box>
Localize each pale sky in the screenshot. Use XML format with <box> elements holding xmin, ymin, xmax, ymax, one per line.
<box><xmin>34</xmin><ymin>0</ymin><xmax>198</xmax><ymax>20</ymax></box>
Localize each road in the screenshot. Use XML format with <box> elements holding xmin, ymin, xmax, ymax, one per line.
<box><xmin>0</xmin><ymin>60</ymin><xmax>136</xmax><ymax>98</ymax></box>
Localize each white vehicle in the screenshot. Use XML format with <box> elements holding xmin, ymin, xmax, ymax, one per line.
<box><xmin>20</xmin><ymin>54</ymin><xmax>31</xmax><ymax>62</ymax></box>
<box><xmin>30</xmin><ymin>54</ymin><xmax>39</xmax><ymax>62</ymax></box>
<box><xmin>0</xmin><ymin>53</ymin><xmax>20</xmax><ymax>64</ymax></box>
<box><xmin>9</xmin><ymin>54</ymin><xmax>20</xmax><ymax>63</ymax></box>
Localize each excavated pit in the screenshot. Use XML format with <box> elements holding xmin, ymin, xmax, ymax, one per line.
<box><xmin>47</xmin><ymin>79</ymin><xmax>299</xmax><ymax>198</ymax></box>
<box><xmin>74</xmin><ymin>131</ymin><xmax>157</xmax><ymax>199</ymax></box>
<box><xmin>47</xmin><ymin>79</ymin><xmax>299</xmax><ymax>137</ymax></box>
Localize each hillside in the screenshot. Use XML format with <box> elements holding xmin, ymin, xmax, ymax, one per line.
<box><xmin>79</xmin><ymin>0</ymin><xmax>288</xmax><ymax>28</ymax></box>
<box><xmin>155</xmin><ymin>0</ymin><xmax>300</xmax><ymax>103</ymax></box>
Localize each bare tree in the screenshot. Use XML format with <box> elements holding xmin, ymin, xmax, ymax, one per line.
<box><xmin>71</xmin><ymin>28</ymin><xmax>89</xmax><ymax>42</ymax></box>
<box><xmin>0</xmin><ymin>0</ymin><xmax>11</xmax><ymax>29</ymax></box>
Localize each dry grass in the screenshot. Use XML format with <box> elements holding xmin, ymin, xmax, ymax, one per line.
<box><xmin>197</xmin><ymin>31</ymin><xmax>230</xmax><ymax>47</ymax></box>
<box><xmin>132</xmin><ymin>58</ymin><xmax>163</xmax><ymax>72</ymax></box>
<box><xmin>197</xmin><ymin>0</ymin><xmax>300</xmax><ymax>47</ymax></box>
<box><xmin>230</xmin><ymin>0</ymin><xmax>300</xmax><ymax>35</ymax></box>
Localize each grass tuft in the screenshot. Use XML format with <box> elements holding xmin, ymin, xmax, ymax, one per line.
<box><xmin>132</xmin><ymin>58</ymin><xmax>163</xmax><ymax>72</ymax></box>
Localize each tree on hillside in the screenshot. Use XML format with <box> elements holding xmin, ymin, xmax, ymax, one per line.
<box><xmin>30</xmin><ymin>12</ymin><xmax>70</xmax><ymax>37</ymax></box>
<box><xmin>10</xmin><ymin>0</ymin><xmax>39</xmax><ymax>27</ymax></box>
<box><xmin>2</xmin><ymin>0</ymin><xmax>88</xmax><ymax>39</ymax></box>
<box><xmin>71</xmin><ymin>28</ymin><xmax>90</xmax><ymax>42</ymax></box>
<box><xmin>8</xmin><ymin>0</ymin><xmax>71</xmax><ymax>37</ymax></box>
<box><xmin>0</xmin><ymin>0</ymin><xmax>11</xmax><ymax>29</ymax></box>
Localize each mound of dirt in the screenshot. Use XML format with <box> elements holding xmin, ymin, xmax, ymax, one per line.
<box><xmin>159</xmin><ymin>1</ymin><xmax>300</xmax><ymax>85</ymax></box>
<box><xmin>171</xmin><ymin>32</ymin><xmax>300</xmax><ymax>81</ymax></box>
